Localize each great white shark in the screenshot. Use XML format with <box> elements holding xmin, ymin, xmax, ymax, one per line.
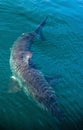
<box><xmin>10</xmin><ymin>17</ymin><xmax>64</xmax><ymax>121</ymax></box>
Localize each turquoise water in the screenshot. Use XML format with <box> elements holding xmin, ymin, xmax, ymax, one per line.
<box><xmin>0</xmin><ymin>0</ymin><xmax>83</xmax><ymax>130</ymax></box>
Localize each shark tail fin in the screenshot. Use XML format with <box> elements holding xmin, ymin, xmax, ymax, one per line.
<box><xmin>34</xmin><ymin>17</ymin><xmax>48</xmax><ymax>41</ymax></box>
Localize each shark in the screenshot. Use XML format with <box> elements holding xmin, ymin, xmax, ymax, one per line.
<box><xmin>10</xmin><ymin>17</ymin><xmax>64</xmax><ymax>121</ymax></box>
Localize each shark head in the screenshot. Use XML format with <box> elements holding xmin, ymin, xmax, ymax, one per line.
<box><xmin>21</xmin><ymin>32</ymin><xmax>35</xmax><ymax>41</ymax></box>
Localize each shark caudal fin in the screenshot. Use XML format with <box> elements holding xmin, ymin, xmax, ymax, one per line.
<box><xmin>40</xmin><ymin>94</ymin><xmax>64</xmax><ymax>121</ymax></box>
<box><xmin>47</xmin><ymin>99</ymin><xmax>64</xmax><ymax>121</ymax></box>
<box><xmin>34</xmin><ymin>17</ymin><xmax>48</xmax><ymax>41</ymax></box>
<box><xmin>39</xmin><ymin>87</ymin><xmax>64</xmax><ymax>121</ymax></box>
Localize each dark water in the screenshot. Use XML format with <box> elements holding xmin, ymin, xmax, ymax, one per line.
<box><xmin>0</xmin><ymin>0</ymin><xmax>83</xmax><ymax>130</ymax></box>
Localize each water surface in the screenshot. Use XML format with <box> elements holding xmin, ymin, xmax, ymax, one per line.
<box><xmin>0</xmin><ymin>0</ymin><xmax>83</xmax><ymax>130</ymax></box>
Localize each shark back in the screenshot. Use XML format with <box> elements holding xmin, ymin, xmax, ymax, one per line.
<box><xmin>10</xmin><ymin>17</ymin><xmax>64</xmax><ymax>121</ymax></box>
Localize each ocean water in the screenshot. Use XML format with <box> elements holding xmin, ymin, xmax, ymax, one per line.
<box><xmin>0</xmin><ymin>0</ymin><xmax>83</xmax><ymax>130</ymax></box>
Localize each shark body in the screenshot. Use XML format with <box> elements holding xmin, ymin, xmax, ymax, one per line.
<box><xmin>10</xmin><ymin>17</ymin><xmax>63</xmax><ymax>120</ymax></box>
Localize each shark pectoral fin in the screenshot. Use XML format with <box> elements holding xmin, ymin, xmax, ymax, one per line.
<box><xmin>29</xmin><ymin>59</ymin><xmax>37</xmax><ymax>69</ymax></box>
<box><xmin>8</xmin><ymin>76</ymin><xmax>21</xmax><ymax>93</ymax></box>
<box><xmin>45</xmin><ymin>75</ymin><xmax>62</xmax><ymax>87</ymax></box>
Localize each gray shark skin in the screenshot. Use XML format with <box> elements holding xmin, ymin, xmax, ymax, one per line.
<box><xmin>10</xmin><ymin>17</ymin><xmax>64</xmax><ymax>121</ymax></box>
